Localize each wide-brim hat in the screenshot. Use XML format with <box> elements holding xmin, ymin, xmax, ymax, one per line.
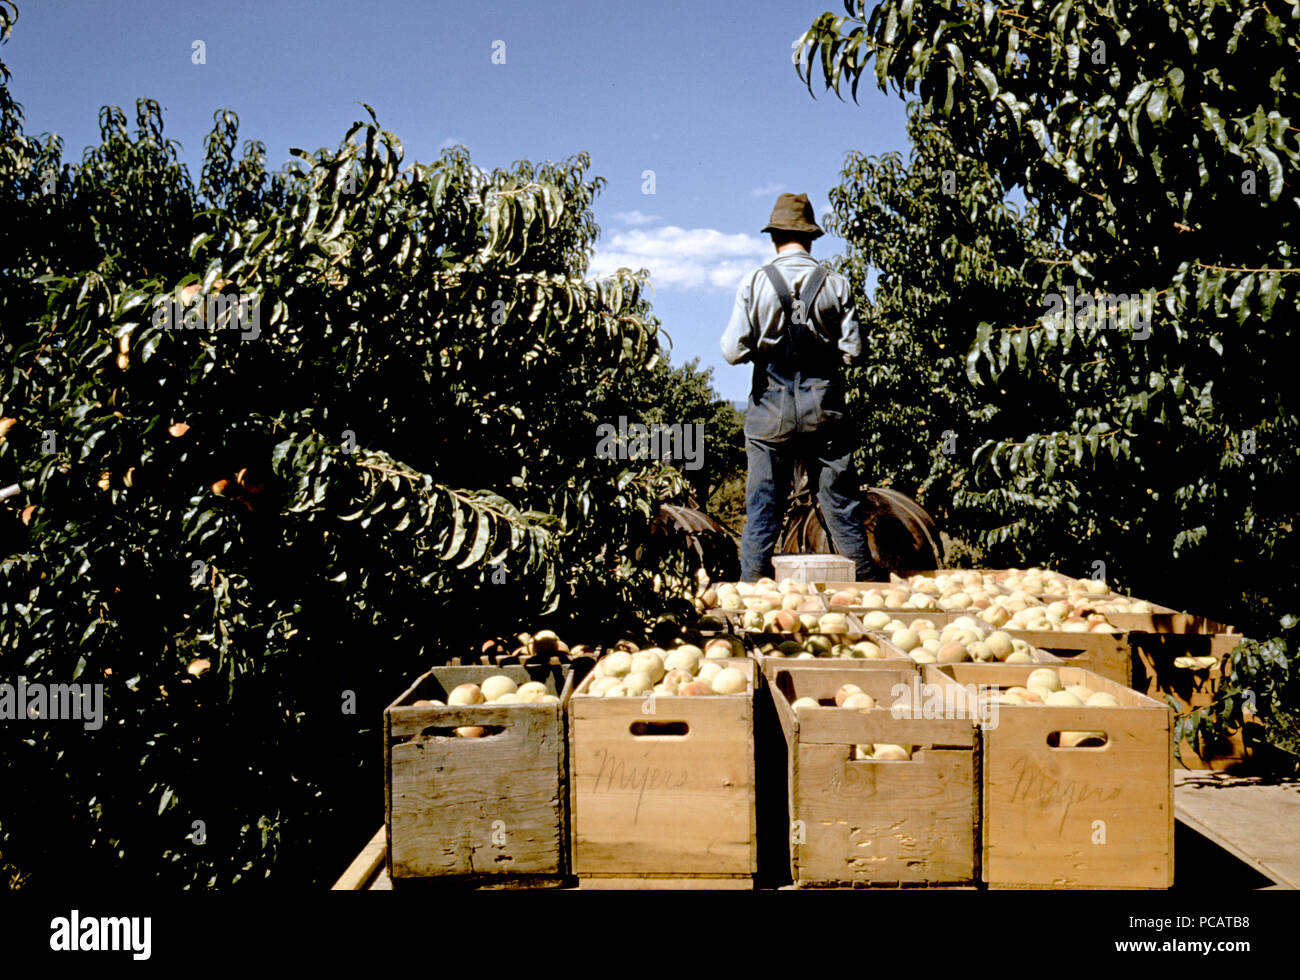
<box><xmin>761</xmin><ymin>192</ymin><xmax>824</xmax><ymax>239</ymax></box>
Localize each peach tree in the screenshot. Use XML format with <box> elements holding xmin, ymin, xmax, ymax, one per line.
<box><xmin>799</xmin><ymin>0</ymin><xmax>1298</xmax><ymax>762</ymax></box>
<box><xmin>0</xmin><ymin>2</ymin><xmax>700</xmax><ymax>886</ymax></box>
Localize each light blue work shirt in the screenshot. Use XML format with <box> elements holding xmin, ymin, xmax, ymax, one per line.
<box><xmin>720</xmin><ymin>249</ymin><xmax>863</xmax><ymax>368</ymax></box>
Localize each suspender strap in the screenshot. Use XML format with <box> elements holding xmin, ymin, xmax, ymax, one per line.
<box><xmin>761</xmin><ymin>262</ymin><xmax>830</xmax><ymax>367</ymax></box>
<box><xmin>801</xmin><ymin>265</ymin><xmax>828</xmax><ymax>318</ymax></box>
<box><xmin>762</xmin><ymin>263</ymin><xmax>796</xmax><ymax>334</ymax></box>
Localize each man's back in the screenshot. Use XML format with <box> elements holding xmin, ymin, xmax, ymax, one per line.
<box><xmin>720</xmin><ymin>249</ymin><xmax>862</xmax><ymax>370</ymax></box>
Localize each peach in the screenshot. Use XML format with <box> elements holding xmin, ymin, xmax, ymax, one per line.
<box><xmin>841</xmin><ymin>692</ymin><xmax>875</xmax><ymax>709</ymax></box>
<box><xmin>481</xmin><ymin>675</ymin><xmax>518</xmax><ymax>701</ymax></box>
<box><xmin>599</xmin><ymin>651</ymin><xmax>633</xmax><ymax>679</ymax></box>
<box><xmin>772</xmin><ymin>609</ymin><xmax>800</xmax><ymax>632</ymax></box>
<box><xmin>663</xmin><ymin>668</ymin><xmax>694</xmax><ymax>693</ymax></box>
<box><xmin>862</xmin><ymin>611</ymin><xmax>892</xmax><ymax>630</ymax></box>
<box><xmin>711</xmin><ymin>667</ymin><xmax>747</xmax><ymax>695</ymax></box>
<box><xmin>937</xmin><ymin>641</ymin><xmax>969</xmax><ymax>664</ymax></box>
<box><xmin>666</xmin><ymin>646</ymin><xmax>703</xmax><ymax>673</ymax></box>
<box><xmin>834</xmin><ymin>683</ymin><xmax>863</xmax><ymax>707</ymax></box>
<box><xmin>818</xmin><ymin>613</ymin><xmax>849</xmax><ymax>634</ymax></box>
<box><xmin>703</xmin><ymin>638</ymin><xmax>736</xmax><ymax>660</ymax></box>
<box><xmin>678</xmin><ymin>681</ymin><xmax>714</xmax><ymax>697</ymax></box>
<box><xmin>1045</xmin><ymin>690</ymin><xmax>1084</xmax><ymax>707</ymax></box>
<box><xmin>1027</xmin><ymin>668</ymin><xmax>1062</xmax><ymax>693</ymax></box>
<box><xmin>1060</xmin><ymin>730</ymin><xmax>1107</xmax><ymax>747</ymax></box>
<box><xmin>986</xmin><ymin>631</ymin><xmax>1014</xmax><ymax>659</ymax></box>
<box><xmin>630</xmin><ymin>650</ymin><xmax>666</xmax><ymax>682</ymax></box>
<box><xmin>872</xmin><ymin>744</ymin><xmax>911</xmax><ymax>760</ymax></box>
<box><xmin>891</xmin><ymin>629</ymin><xmax>921</xmax><ymax>652</ymax></box>
<box><xmin>622</xmin><ymin>671</ymin><xmax>654</xmax><ymax>696</ymax></box>
<box><xmin>448</xmin><ymin>683</ymin><xmax>485</xmax><ymax>706</ymax></box>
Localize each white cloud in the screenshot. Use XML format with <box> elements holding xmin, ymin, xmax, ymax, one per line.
<box><xmin>438</xmin><ymin>136</ymin><xmax>465</xmax><ymax>150</ymax></box>
<box><xmin>750</xmin><ymin>181</ymin><xmax>786</xmax><ymax>198</ymax></box>
<box><xmin>590</xmin><ymin>225</ymin><xmax>772</xmax><ymax>291</ymax></box>
<box><xmin>611</xmin><ymin>210</ymin><xmax>660</xmax><ymax>226</ymax></box>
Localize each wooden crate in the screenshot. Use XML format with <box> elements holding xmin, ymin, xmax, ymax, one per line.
<box><xmin>1130</xmin><ymin>636</ymin><xmax>1249</xmax><ymax>770</ymax></box>
<box><xmin>769</xmin><ymin>663</ymin><xmax>980</xmax><ymax>887</ymax></box>
<box><xmin>992</xmin><ymin>629</ymin><xmax>1131</xmax><ymax>686</ymax></box>
<box><xmin>869</xmin><ymin>633</ymin><xmax>1066</xmax><ymax>668</ymax></box>
<box><xmin>384</xmin><ymin>663</ymin><xmax>574</xmax><ymax>882</ymax></box>
<box><xmin>940</xmin><ymin>663</ymin><xmax>1173</xmax><ymax>889</ymax></box>
<box><xmin>568</xmin><ymin>657</ymin><xmax>756</xmax><ymax>888</ymax></box>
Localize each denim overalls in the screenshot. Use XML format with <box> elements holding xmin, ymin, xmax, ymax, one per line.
<box><xmin>740</xmin><ymin>262</ymin><xmax>875</xmax><ymax>582</ymax></box>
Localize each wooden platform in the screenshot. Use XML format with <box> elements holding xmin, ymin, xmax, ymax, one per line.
<box><xmin>1173</xmin><ymin>770</ymin><xmax>1300</xmax><ymax>890</ymax></box>
<box><xmin>332</xmin><ymin>827</ymin><xmax>391</xmax><ymax>891</ymax></box>
<box><xmin>334</xmin><ymin>772</ymin><xmax>1300</xmax><ymax>890</ymax></box>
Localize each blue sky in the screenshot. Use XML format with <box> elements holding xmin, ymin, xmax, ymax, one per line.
<box><xmin>5</xmin><ymin>0</ymin><xmax>909</xmax><ymax>401</ymax></box>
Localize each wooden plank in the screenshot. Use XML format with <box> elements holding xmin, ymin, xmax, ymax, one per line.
<box><xmin>771</xmin><ymin>664</ymin><xmax>980</xmax><ymax>886</ymax></box>
<box><xmin>998</xmin><ymin>630</ymin><xmax>1132</xmax><ymax>686</ymax></box>
<box><xmin>1173</xmin><ymin>771</ymin><xmax>1300</xmax><ymax>890</ymax></box>
<box><xmin>569</xmin><ymin>658</ymin><xmax>756</xmax><ymax>879</ymax></box>
<box><xmin>576</xmin><ymin>875</ymin><xmax>753</xmax><ymax>890</ymax></box>
<box><xmin>775</xmin><ymin>665</ymin><xmax>978</xmax><ymax>747</ymax></box>
<box><xmin>794</xmin><ymin>745</ymin><xmax>977</xmax><ymax>886</ymax></box>
<box><xmin>332</xmin><ymin>827</ymin><xmax>387</xmax><ymax>890</ymax></box>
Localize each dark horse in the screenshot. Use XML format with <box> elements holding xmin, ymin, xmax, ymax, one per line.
<box><xmin>653</xmin><ymin>469</ymin><xmax>940</xmax><ymax>581</ymax></box>
<box><xmin>775</xmin><ymin>467</ymin><xmax>941</xmax><ymax>575</ymax></box>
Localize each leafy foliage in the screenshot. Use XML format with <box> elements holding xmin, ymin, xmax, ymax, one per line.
<box><xmin>620</xmin><ymin>356</ymin><xmax>745</xmax><ymax>512</ymax></box>
<box><xmin>0</xmin><ymin>1</ymin><xmax>704</xmax><ymax>887</ymax></box>
<box><xmin>1174</xmin><ymin>632</ymin><xmax>1300</xmax><ymax>769</ymax></box>
<box><xmin>800</xmin><ymin>0</ymin><xmax>1299</xmax><ymax>762</ymax></box>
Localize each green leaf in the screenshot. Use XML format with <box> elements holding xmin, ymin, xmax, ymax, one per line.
<box><xmin>1255</xmin><ymin>145</ymin><xmax>1284</xmax><ymax>200</ymax></box>
<box><xmin>455</xmin><ymin>511</ymin><xmax>491</xmax><ymax>569</ymax></box>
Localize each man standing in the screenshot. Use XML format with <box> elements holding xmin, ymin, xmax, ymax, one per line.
<box><xmin>721</xmin><ymin>192</ymin><xmax>877</xmax><ymax>582</ymax></box>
